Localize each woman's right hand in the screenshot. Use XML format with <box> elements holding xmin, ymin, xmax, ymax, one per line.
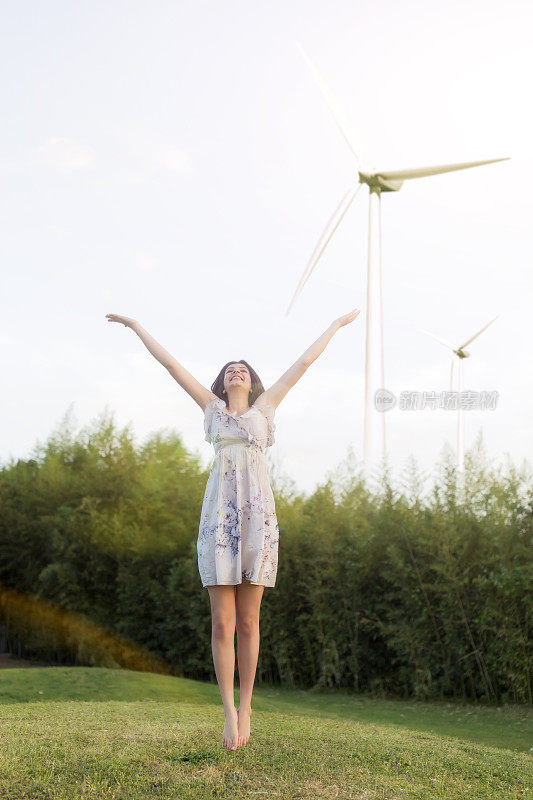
<box><xmin>334</xmin><ymin>308</ymin><xmax>360</xmax><ymax>328</ymax></box>
<box><xmin>105</xmin><ymin>313</ymin><xmax>137</xmax><ymax>328</ymax></box>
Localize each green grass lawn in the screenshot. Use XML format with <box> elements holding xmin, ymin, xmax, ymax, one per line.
<box><xmin>0</xmin><ymin>667</ymin><xmax>531</xmax><ymax>799</ymax></box>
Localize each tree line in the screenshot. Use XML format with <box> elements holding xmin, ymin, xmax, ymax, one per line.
<box><xmin>0</xmin><ymin>409</ymin><xmax>531</xmax><ymax>704</ymax></box>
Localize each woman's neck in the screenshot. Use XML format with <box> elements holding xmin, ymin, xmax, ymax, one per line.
<box><xmin>224</xmin><ymin>397</ymin><xmax>251</xmax><ymax>416</ymax></box>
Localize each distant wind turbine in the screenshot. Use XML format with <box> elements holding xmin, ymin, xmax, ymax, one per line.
<box><xmin>287</xmin><ymin>42</ymin><xmax>510</xmax><ymax>474</ymax></box>
<box><xmin>420</xmin><ymin>316</ymin><xmax>498</xmax><ymax>472</ymax></box>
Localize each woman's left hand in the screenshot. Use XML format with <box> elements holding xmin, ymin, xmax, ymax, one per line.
<box><xmin>334</xmin><ymin>308</ymin><xmax>360</xmax><ymax>328</ymax></box>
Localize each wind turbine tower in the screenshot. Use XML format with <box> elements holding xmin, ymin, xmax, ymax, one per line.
<box><xmin>420</xmin><ymin>317</ymin><xmax>498</xmax><ymax>472</ymax></box>
<box><xmin>287</xmin><ymin>43</ymin><xmax>509</xmax><ymax>476</ymax></box>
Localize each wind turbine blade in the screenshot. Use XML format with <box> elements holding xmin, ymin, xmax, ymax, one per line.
<box><xmin>419</xmin><ymin>329</ymin><xmax>456</xmax><ymax>351</ymax></box>
<box><xmin>450</xmin><ymin>358</ymin><xmax>455</xmax><ymax>392</ymax></box>
<box><xmin>296</xmin><ymin>41</ymin><xmax>364</xmax><ymax>167</ymax></box>
<box><xmin>376</xmin><ymin>157</ymin><xmax>510</xmax><ymax>181</ymax></box>
<box><xmin>286</xmin><ymin>182</ymin><xmax>362</xmax><ymax>317</ymax></box>
<box><xmin>459</xmin><ymin>316</ymin><xmax>498</xmax><ymax>349</ymax></box>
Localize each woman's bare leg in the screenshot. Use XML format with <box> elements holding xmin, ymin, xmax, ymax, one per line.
<box><xmin>235</xmin><ymin>579</ymin><xmax>265</xmax><ymax>746</ymax></box>
<box><xmin>207</xmin><ymin>585</ymin><xmax>239</xmax><ymax>751</ymax></box>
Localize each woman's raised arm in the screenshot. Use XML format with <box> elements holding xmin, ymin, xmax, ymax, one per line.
<box><xmin>255</xmin><ymin>307</ymin><xmax>360</xmax><ymax>410</ymax></box>
<box><xmin>105</xmin><ymin>314</ymin><xmax>214</xmax><ymax>410</ymax></box>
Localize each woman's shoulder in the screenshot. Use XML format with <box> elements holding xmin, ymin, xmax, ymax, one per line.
<box><xmin>204</xmin><ymin>395</ymin><xmax>225</xmax><ymax>413</ymax></box>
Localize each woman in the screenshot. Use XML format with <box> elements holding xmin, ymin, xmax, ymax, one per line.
<box><xmin>106</xmin><ymin>308</ymin><xmax>360</xmax><ymax>751</ymax></box>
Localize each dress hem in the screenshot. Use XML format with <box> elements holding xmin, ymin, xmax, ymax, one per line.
<box><xmin>202</xmin><ymin>581</ymin><xmax>273</xmax><ymax>588</ymax></box>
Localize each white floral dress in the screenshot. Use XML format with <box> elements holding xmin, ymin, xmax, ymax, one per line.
<box><xmin>197</xmin><ymin>396</ymin><xmax>279</xmax><ymax>588</ymax></box>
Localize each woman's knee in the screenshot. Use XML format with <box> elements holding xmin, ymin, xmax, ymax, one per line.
<box><xmin>212</xmin><ymin>615</ymin><xmax>236</xmax><ymax>640</ymax></box>
<box><xmin>236</xmin><ymin>614</ymin><xmax>259</xmax><ymax>636</ymax></box>
<box><xmin>208</xmin><ymin>586</ymin><xmax>236</xmax><ymax>640</ymax></box>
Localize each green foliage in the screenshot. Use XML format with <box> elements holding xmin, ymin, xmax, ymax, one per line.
<box><xmin>0</xmin><ymin>412</ymin><xmax>531</xmax><ymax>704</ymax></box>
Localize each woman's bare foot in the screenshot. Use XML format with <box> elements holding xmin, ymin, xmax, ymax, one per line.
<box><xmin>222</xmin><ymin>706</ymin><xmax>240</xmax><ymax>751</ymax></box>
<box><xmin>237</xmin><ymin>706</ymin><xmax>251</xmax><ymax>747</ymax></box>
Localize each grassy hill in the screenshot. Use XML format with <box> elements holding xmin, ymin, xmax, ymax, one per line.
<box><xmin>0</xmin><ymin>667</ymin><xmax>531</xmax><ymax>799</ymax></box>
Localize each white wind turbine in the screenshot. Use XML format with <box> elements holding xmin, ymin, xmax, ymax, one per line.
<box><xmin>420</xmin><ymin>316</ymin><xmax>498</xmax><ymax>473</ymax></box>
<box><xmin>286</xmin><ymin>42</ymin><xmax>509</xmax><ymax>474</ymax></box>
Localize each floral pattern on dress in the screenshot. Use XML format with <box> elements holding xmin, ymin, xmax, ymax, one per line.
<box><xmin>197</xmin><ymin>396</ymin><xmax>279</xmax><ymax>587</ymax></box>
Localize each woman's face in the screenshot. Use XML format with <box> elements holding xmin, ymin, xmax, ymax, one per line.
<box><xmin>223</xmin><ymin>363</ymin><xmax>252</xmax><ymax>398</ymax></box>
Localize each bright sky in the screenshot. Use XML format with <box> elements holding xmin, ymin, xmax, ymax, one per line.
<box><xmin>1</xmin><ymin>0</ymin><xmax>531</xmax><ymax>496</ymax></box>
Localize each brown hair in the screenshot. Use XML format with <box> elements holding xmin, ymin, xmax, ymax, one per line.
<box><xmin>210</xmin><ymin>360</ymin><xmax>266</xmax><ymax>408</ymax></box>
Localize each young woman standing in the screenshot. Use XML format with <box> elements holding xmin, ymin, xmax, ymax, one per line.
<box><xmin>106</xmin><ymin>308</ymin><xmax>360</xmax><ymax>750</ymax></box>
